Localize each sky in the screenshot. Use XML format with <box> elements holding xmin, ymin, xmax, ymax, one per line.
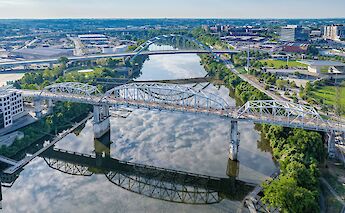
<box><xmin>0</xmin><ymin>0</ymin><xmax>344</xmax><ymax>19</ymax></box>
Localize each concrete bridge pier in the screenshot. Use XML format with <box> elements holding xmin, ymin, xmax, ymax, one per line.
<box><xmin>34</xmin><ymin>98</ymin><xmax>43</xmax><ymax>118</ymax></box>
<box><xmin>226</xmin><ymin>159</ymin><xmax>239</xmax><ymax>178</ymax></box>
<box><xmin>327</xmin><ymin>131</ymin><xmax>336</xmax><ymax>158</ymax></box>
<box><xmin>94</xmin><ymin>131</ymin><xmax>111</xmax><ymax>167</ymax></box>
<box><xmin>229</xmin><ymin>120</ymin><xmax>240</xmax><ymax>161</ymax></box>
<box><xmin>93</xmin><ymin>105</ymin><xmax>110</xmax><ymax>139</ymax></box>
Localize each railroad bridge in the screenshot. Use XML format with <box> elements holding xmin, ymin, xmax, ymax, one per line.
<box><xmin>19</xmin><ymin>82</ymin><xmax>345</xmax><ymax>160</ymax></box>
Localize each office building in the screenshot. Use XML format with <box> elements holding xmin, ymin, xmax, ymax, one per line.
<box><xmin>280</xmin><ymin>25</ymin><xmax>309</xmax><ymax>42</ymax></box>
<box><xmin>0</xmin><ymin>88</ymin><xmax>24</xmax><ymax>129</ymax></box>
<box><xmin>323</xmin><ymin>24</ymin><xmax>345</xmax><ymax>41</ymax></box>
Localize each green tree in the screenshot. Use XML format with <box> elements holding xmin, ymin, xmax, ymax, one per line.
<box><xmin>276</xmin><ymin>79</ymin><xmax>287</xmax><ymax>89</ymax></box>
<box><xmin>262</xmin><ymin>175</ymin><xmax>319</xmax><ymax>213</ymax></box>
<box><xmin>58</xmin><ymin>56</ymin><xmax>69</xmax><ymax>68</ymax></box>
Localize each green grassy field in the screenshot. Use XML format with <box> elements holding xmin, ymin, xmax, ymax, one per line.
<box><xmin>260</xmin><ymin>59</ymin><xmax>308</xmax><ymax>69</ymax></box>
<box><xmin>311</xmin><ymin>86</ymin><xmax>345</xmax><ymax>106</ymax></box>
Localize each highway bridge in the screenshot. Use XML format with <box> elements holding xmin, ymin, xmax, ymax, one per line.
<box><xmin>0</xmin><ymin>49</ymin><xmax>238</xmax><ymax>70</ymax></box>
<box><xmin>16</xmin><ymin>82</ymin><xmax>345</xmax><ymax>160</ymax></box>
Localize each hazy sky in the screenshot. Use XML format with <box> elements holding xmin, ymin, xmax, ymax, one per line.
<box><xmin>0</xmin><ymin>0</ymin><xmax>344</xmax><ymax>19</ymax></box>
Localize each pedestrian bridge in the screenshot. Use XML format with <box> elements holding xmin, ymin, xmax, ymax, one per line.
<box><xmin>20</xmin><ymin>82</ymin><xmax>345</xmax><ymax>160</ymax></box>
<box><xmin>21</xmin><ymin>82</ymin><xmax>344</xmax><ymax>132</ymax></box>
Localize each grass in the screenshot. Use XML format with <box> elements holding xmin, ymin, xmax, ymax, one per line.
<box><xmin>311</xmin><ymin>86</ymin><xmax>345</xmax><ymax>106</ymax></box>
<box><xmin>260</xmin><ymin>59</ymin><xmax>308</xmax><ymax>69</ymax></box>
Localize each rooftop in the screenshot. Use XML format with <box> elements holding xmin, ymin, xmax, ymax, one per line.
<box><xmin>298</xmin><ymin>60</ymin><xmax>345</xmax><ymax>67</ymax></box>
<box><xmin>0</xmin><ymin>86</ymin><xmax>15</xmax><ymax>98</ymax></box>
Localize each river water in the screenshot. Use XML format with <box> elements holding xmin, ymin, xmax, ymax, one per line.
<box><xmin>1</xmin><ymin>49</ymin><xmax>277</xmax><ymax>212</ymax></box>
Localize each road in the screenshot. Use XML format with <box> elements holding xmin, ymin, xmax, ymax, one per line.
<box><xmin>223</xmin><ymin>60</ymin><xmax>285</xmax><ymax>101</ymax></box>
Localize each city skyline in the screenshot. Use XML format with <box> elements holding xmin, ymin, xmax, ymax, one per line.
<box><xmin>0</xmin><ymin>0</ymin><xmax>344</xmax><ymax>19</ymax></box>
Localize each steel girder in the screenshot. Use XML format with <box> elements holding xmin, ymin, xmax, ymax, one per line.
<box><xmin>43</xmin><ymin>82</ymin><xmax>101</xmax><ymax>97</ymax></box>
<box><xmin>235</xmin><ymin>100</ymin><xmax>339</xmax><ymax>132</ymax></box>
<box><xmin>103</xmin><ymin>83</ymin><xmax>231</xmax><ymax>113</ymax></box>
<box><xmin>128</xmin><ymin>34</ymin><xmax>222</xmax><ymax>63</ymax></box>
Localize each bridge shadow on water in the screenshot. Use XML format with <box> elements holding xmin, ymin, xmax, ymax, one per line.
<box><xmin>1</xmin><ymin>131</ymin><xmax>255</xmax><ymax>205</ymax></box>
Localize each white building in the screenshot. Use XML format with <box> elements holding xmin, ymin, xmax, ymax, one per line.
<box><xmin>298</xmin><ymin>60</ymin><xmax>345</xmax><ymax>74</ymax></box>
<box><xmin>0</xmin><ymin>87</ymin><xmax>24</xmax><ymax>129</ymax></box>
<box><xmin>323</xmin><ymin>25</ymin><xmax>345</xmax><ymax>41</ymax></box>
<box><xmin>102</xmin><ymin>45</ymin><xmax>128</xmax><ymax>54</ymax></box>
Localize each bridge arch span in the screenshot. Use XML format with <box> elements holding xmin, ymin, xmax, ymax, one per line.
<box><xmin>42</xmin><ymin>82</ymin><xmax>101</xmax><ymax>96</ymax></box>
<box><xmin>103</xmin><ymin>83</ymin><xmax>231</xmax><ymax>113</ymax></box>
<box><xmin>128</xmin><ymin>34</ymin><xmax>222</xmax><ymax>63</ymax></box>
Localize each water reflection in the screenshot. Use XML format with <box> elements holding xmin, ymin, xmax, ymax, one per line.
<box><xmin>36</xmin><ymin>133</ymin><xmax>254</xmax><ymax>205</ymax></box>
<box><xmin>1</xmin><ymin>48</ymin><xmax>277</xmax><ymax>212</ymax></box>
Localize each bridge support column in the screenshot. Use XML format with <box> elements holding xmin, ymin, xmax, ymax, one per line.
<box><xmin>93</xmin><ymin>105</ymin><xmax>110</xmax><ymax>139</ymax></box>
<box><xmin>34</xmin><ymin>98</ymin><xmax>43</xmax><ymax>118</ymax></box>
<box><xmin>226</xmin><ymin>158</ymin><xmax>239</xmax><ymax>178</ymax></box>
<box><xmin>229</xmin><ymin>120</ymin><xmax>240</xmax><ymax>161</ymax></box>
<box><xmin>327</xmin><ymin>131</ymin><xmax>336</xmax><ymax>158</ymax></box>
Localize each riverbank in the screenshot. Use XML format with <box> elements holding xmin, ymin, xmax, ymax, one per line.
<box><xmin>193</xmin><ymin>28</ymin><xmax>327</xmax><ymax>212</ymax></box>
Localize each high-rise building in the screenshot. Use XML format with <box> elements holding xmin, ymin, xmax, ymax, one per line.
<box><xmin>323</xmin><ymin>24</ymin><xmax>345</xmax><ymax>41</ymax></box>
<box><xmin>280</xmin><ymin>25</ymin><xmax>309</xmax><ymax>42</ymax></box>
<box><xmin>0</xmin><ymin>88</ymin><xmax>24</xmax><ymax>129</ymax></box>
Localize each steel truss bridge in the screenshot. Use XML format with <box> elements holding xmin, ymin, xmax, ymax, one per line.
<box><xmin>21</xmin><ymin>82</ymin><xmax>345</xmax><ymax>133</ymax></box>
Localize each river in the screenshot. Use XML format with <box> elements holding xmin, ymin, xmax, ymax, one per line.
<box><xmin>1</xmin><ymin>48</ymin><xmax>277</xmax><ymax>212</ymax></box>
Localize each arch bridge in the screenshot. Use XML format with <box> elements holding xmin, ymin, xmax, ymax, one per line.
<box><xmin>126</xmin><ymin>34</ymin><xmax>229</xmax><ymax>64</ymax></box>
<box><xmin>21</xmin><ymin>82</ymin><xmax>345</xmax><ymax>159</ymax></box>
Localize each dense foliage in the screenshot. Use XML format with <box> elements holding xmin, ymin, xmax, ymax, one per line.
<box><xmin>261</xmin><ymin>125</ymin><xmax>325</xmax><ymax>212</ymax></box>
